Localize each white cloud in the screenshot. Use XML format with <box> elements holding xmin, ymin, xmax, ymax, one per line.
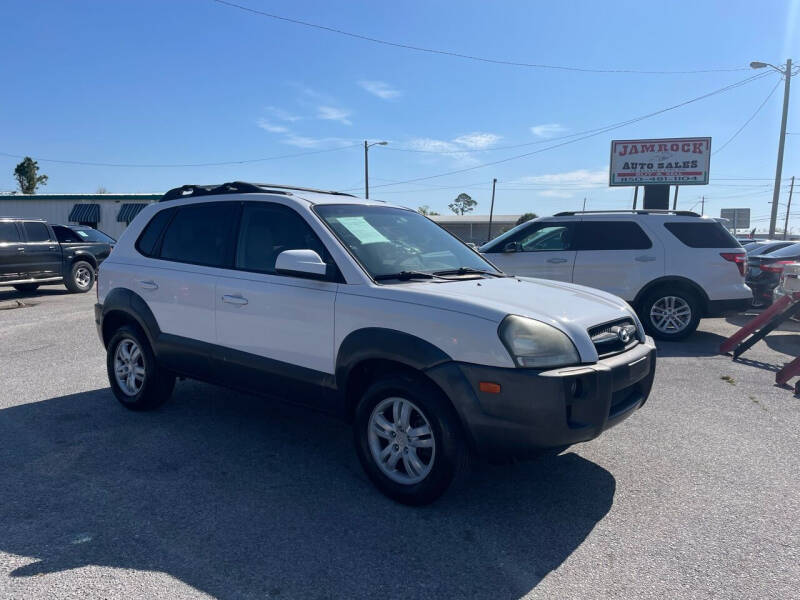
<box><xmin>530</xmin><ymin>123</ymin><xmax>567</xmax><ymax>138</ymax></box>
<box><xmin>408</xmin><ymin>138</ymin><xmax>462</xmax><ymax>153</ymax></box>
<box><xmin>266</xmin><ymin>106</ymin><xmax>302</xmax><ymax>122</ymax></box>
<box><xmin>452</xmin><ymin>132</ymin><xmax>502</xmax><ymax>149</ymax></box>
<box><xmin>518</xmin><ymin>168</ymin><xmax>607</xmax><ymax>186</ymax></box>
<box><xmin>358</xmin><ymin>80</ymin><xmax>401</xmax><ymax>100</ymax></box>
<box><xmin>317</xmin><ymin>106</ymin><xmax>352</xmax><ymax>125</ymax></box>
<box><xmin>256</xmin><ymin>119</ymin><xmax>290</xmax><ymax>134</ymax></box>
<box><xmin>282</xmin><ymin>135</ymin><xmax>354</xmax><ymax>149</ymax></box>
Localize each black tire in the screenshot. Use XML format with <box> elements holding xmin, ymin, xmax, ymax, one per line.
<box><xmin>639</xmin><ymin>288</ymin><xmax>701</xmax><ymax>341</ymax></box>
<box><xmin>13</xmin><ymin>283</ymin><xmax>40</xmax><ymax>292</ymax></box>
<box><xmin>354</xmin><ymin>373</ymin><xmax>469</xmax><ymax>505</ymax></box>
<box><xmin>106</xmin><ymin>324</ymin><xmax>175</xmax><ymax>411</ymax></box>
<box><xmin>64</xmin><ymin>260</ymin><xmax>95</xmax><ymax>293</ymax></box>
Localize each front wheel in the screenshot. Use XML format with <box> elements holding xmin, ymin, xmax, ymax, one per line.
<box><xmin>354</xmin><ymin>374</ymin><xmax>468</xmax><ymax>505</ymax></box>
<box><xmin>640</xmin><ymin>289</ymin><xmax>701</xmax><ymax>341</ymax></box>
<box><xmin>64</xmin><ymin>260</ymin><xmax>95</xmax><ymax>293</ymax></box>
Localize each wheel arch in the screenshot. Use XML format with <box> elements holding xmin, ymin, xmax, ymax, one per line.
<box><xmin>71</xmin><ymin>252</ymin><xmax>98</xmax><ymax>269</ymax></box>
<box><xmin>633</xmin><ymin>276</ymin><xmax>709</xmax><ymax>313</ymax></box>
<box><xmin>100</xmin><ymin>287</ymin><xmax>162</xmax><ymax>350</ymax></box>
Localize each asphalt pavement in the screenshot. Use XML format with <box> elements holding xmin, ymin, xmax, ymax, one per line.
<box><xmin>0</xmin><ymin>286</ymin><xmax>798</xmax><ymax>599</ymax></box>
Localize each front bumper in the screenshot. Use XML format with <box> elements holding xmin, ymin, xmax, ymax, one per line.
<box><xmin>426</xmin><ymin>338</ymin><xmax>656</xmax><ymax>460</ymax></box>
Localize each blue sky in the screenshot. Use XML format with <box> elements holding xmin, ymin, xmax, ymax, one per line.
<box><xmin>1</xmin><ymin>0</ymin><xmax>799</xmax><ymax>231</ymax></box>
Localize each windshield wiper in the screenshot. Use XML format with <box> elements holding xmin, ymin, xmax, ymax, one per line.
<box><xmin>374</xmin><ymin>270</ymin><xmax>438</xmax><ymax>281</ymax></box>
<box><xmin>432</xmin><ymin>267</ymin><xmax>505</xmax><ymax>277</ymax></box>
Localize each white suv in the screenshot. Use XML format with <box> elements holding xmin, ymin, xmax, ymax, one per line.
<box><xmin>95</xmin><ymin>183</ymin><xmax>656</xmax><ymax>505</ymax></box>
<box><xmin>480</xmin><ymin>211</ymin><xmax>751</xmax><ymax>340</ymax></box>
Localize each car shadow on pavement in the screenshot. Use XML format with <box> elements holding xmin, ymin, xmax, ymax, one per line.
<box><xmin>654</xmin><ymin>330</ymin><xmax>727</xmax><ymax>357</ymax></box>
<box><xmin>0</xmin><ymin>382</ymin><xmax>615</xmax><ymax>599</ymax></box>
<box><xmin>0</xmin><ymin>286</ymin><xmax>73</xmax><ymax>303</ymax></box>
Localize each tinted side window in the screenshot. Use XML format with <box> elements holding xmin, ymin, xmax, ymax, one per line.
<box><xmin>23</xmin><ymin>222</ymin><xmax>52</xmax><ymax>242</ymax></box>
<box><xmin>53</xmin><ymin>225</ymin><xmax>81</xmax><ymax>243</ymax></box>
<box><xmin>664</xmin><ymin>222</ymin><xmax>740</xmax><ymax>249</ymax></box>
<box><xmin>160</xmin><ymin>203</ymin><xmax>239</xmax><ymax>267</ymax></box>
<box><xmin>236</xmin><ymin>203</ymin><xmax>331</xmax><ymax>275</ymax></box>
<box><xmin>0</xmin><ymin>222</ymin><xmax>21</xmax><ymax>243</ymax></box>
<box><xmin>136</xmin><ymin>208</ymin><xmax>176</xmax><ymax>257</ymax></box>
<box><xmin>574</xmin><ymin>221</ymin><xmax>652</xmax><ymax>251</ymax></box>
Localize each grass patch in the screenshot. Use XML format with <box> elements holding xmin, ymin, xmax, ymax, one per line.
<box><xmin>721</xmin><ymin>375</ymin><xmax>736</xmax><ymax>385</ymax></box>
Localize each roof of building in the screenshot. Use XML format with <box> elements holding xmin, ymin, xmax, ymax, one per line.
<box><xmin>430</xmin><ymin>214</ymin><xmax>521</xmax><ymax>224</ymax></box>
<box><xmin>0</xmin><ymin>193</ymin><xmax>161</xmax><ymax>201</ymax></box>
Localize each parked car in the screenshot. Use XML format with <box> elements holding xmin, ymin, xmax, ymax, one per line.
<box><xmin>746</xmin><ymin>243</ymin><xmax>800</xmax><ymax>307</ymax></box>
<box><xmin>95</xmin><ymin>182</ymin><xmax>656</xmax><ymax>505</ymax></box>
<box><xmin>772</xmin><ymin>262</ymin><xmax>800</xmax><ymax>315</ymax></box>
<box><xmin>480</xmin><ymin>210</ymin><xmax>752</xmax><ymax>340</ymax></box>
<box><xmin>0</xmin><ymin>218</ymin><xmax>114</xmax><ymax>293</ymax></box>
<box><xmin>744</xmin><ymin>240</ymin><xmax>795</xmax><ymax>255</ymax></box>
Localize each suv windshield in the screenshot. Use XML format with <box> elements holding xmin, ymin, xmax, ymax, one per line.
<box><xmin>315</xmin><ymin>204</ymin><xmax>499</xmax><ymax>280</ymax></box>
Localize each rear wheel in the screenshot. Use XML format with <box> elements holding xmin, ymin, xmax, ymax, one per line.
<box><xmin>354</xmin><ymin>374</ymin><xmax>468</xmax><ymax>505</ymax></box>
<box><xmin>640</xmin><ymin>289</ymin><xmax>701</xmax><ymax>341</ymax></box>
<box><xmin>106</xmin><ymin>325</ymin><xmax>175</xmax><ymax>411</ymax></box>
<box><xmin>64</xmin><ymin>261</ymin><xmax>95</xmax><ymax>293</ymax></box>
<box><xmin>13</xmin><ymin>283</ymin><xmax>40</xmax><ymax>292</ymax></box>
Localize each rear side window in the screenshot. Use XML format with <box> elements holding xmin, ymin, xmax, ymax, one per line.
<box><xmin>664</xmin><ymin>222</ymin><xmax>740</xmax><ymax>248</ymax></box>
<box><xmin>0</xmin><ymin>222</ymin><xmax>21</xmax><ymax>243</ymax></box>
<box><xmin>136</xmin><ymin>208</ymin><xmax>176</xmax><ymax>257</ymax></box>
<box><xmin>159</xmin><ymin>202</ymin><xmax>239</xmax><ymax>268</ymax></box>
<box><xmin>53</xmin><ymin>225</ymin><xmax>81</xmax><ymax>243</ymax></box>
<box><xmin>574</xmin><ymin>221</ymin><xmax>652</xmax><ymax>250</ymax></box>
<box><xmin>757</xmin><ymin>242</ymin><xmax>800</xmax><ymax>259</ymax></box>
<box><xmin>23</xmin><ymin>222</ymin><xmax>52</xmax><ymax>242</ymax></box>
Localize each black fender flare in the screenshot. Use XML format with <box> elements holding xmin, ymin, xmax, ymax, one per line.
<box><xmin>335</xmin><ymin>327</ymin><xmax>451</xmax><ymax>390</ymax></box>
<box><xmin>100</xmin><ymin>287</ymin><xmax>162</xmax><ymax>349</ymax></box>
<box><xmin>633</xmin><ymin>276</ymin><xmax>709</xmax><ymax>312</ymax></box>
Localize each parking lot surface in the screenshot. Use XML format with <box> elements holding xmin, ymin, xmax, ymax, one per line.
<box><xmin>1</xmin><ymin>287</ymin><xmax>798</xmax><ymax>599</ymax></box>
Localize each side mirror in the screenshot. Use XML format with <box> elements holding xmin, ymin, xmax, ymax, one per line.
<box><xmin>275</xmin><ymin>249</ymin><xmax>330</xmax><ymax>280</ymax></box>
<box><xmin>503</xmin><ymin>242</ymin><xmax>519</xmax><ymax>253</ymax></box>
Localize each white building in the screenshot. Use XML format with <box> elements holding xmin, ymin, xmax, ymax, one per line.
<box><xmin>0</xmin><ymin>193</ymin><xmax>161</xmax><ymax>239</ymax></box>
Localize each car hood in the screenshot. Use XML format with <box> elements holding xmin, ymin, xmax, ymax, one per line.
<box><xmin>371</xmin><ymin>275</ymin><xmax>640</xmax><ymax>343</ymax></box>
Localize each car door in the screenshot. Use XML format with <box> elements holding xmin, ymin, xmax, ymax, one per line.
<box><xmin>19</xmin><ymin>221</ymin><xmax>62</xmax><ymax>279</ymax></box>
<box><xmin>137</xmin><ymin>202</ymin><xmax>240</xmax><ymax>375</ymax></box>
<box><xmin>215</xmin><ymin>201</ymin><xmax>338</xmax><ymax>408</ymax></box>
<box><xmin>571</xmin><ymin>220</ymin><xmax>663</xmax><ymax>301</ymax></box>
<box><xmin>483</xmin><ymin>220</ymin><xmax>577</xmax><ymax>281</ymax></box>
<box><xmin>0</xmin><ymin>221</ymin><xmax>26</xmax><ymax>282</ymax></box>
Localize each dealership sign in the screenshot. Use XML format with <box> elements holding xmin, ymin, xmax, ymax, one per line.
<box><xmin>609</xmin><ymin>137</ymin><xmax>711</xmax><ymax>186</ymax></box>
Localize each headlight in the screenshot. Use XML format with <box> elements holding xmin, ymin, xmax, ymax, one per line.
<box><xmin>498</xmin><ymin>315</ymin><xmax>580</xmax><ymax>368</ymax></box>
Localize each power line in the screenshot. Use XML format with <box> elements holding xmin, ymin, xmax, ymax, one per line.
<box><xmin>341</xmin><ymin>72</ymin><xmax>775</xmax><ymax>191</ymax></box>
<box><xmin>712</xmin><ymin>77</ymin><xmax>782</xmax><ymax>155</ymax></box>
<box><xmin>0</xmin><ymin>144</ymin><xmax>362</xmax><ymax>168</ymax></box>
<box><xmin>212</xmin><ymin>0</ymin><xmax>750</xmax><ymax>75</ymax></box>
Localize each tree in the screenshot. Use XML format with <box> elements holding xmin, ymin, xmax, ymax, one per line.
<box><xmin>14</xmin><ymin>157</ymin><xmax>48</xmax><ymax>194</ymax></box>
<box><xmin>418</xmin><ymin>205</ymin><xmax>440</xmax><ymax>216</ymax></box>
<box><xmin>516</xmin><ymin>212</ymin><xmax>538</xmax><ymax>225</ymax></box>
<box><xmin>449</xmin><ymin>193</ymin><xmax>476</xmax><ymax>215</ymax></box>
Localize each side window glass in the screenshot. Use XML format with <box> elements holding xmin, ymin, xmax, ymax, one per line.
<box><xmin>53</xmin><ymin>226</ymin><xmax>80</xmax><ymax>243</ymax></box>
<box><xmin>136</xmin><ymin>208</ymin><xmax>175</xmax><ymax>257</ymax></box>
<box><xmin>575</xmin><ymin>221</ymin><xmax>652</xmax><ymax>251</ymax></box>
<box><xmin>0</xmin><ymin>222</ymin><xmax>21</xmax><ymax>243</ymax></box>
<box><xmin>23</xmin><ymin>222</ymin><xmax>52</xmax><ymax>242</ymax></box>
<box><xmin>518</xmin><ymin>223</ymin><xmax>573</xmax><ymax>252</ymax></box>
<box><xmin>160</xmin><ymin>203</ymin><xmax>239</xmax><ymax>267</ymax></box>
<box><xmin>235</xmin><ymin>203</ymin><xmax>331</xmax><ymax>275</ymax></box>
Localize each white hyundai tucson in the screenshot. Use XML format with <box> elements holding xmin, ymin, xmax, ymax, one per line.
<box><xmin>95</xmin><ymin>182</ymin><xmax>656</xmax><ymax>505</ymax></box>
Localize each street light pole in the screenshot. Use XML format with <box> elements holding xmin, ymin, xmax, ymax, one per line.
<box><xmin>785</xmin><ymin>176</ymin><xmax>795</xmax><ymax>240</ymax></box>
<box><xmin>363</xmin><ymin>140</ymin><xmax>388</xmax><ymax>199</ymax></box>
<box><xmin>751</xmin><ymin>59</ymin><xmax>793</xmax><ymax>237</ymax></box>
<box><xmin>487</xmin><ymin>178</ymin><xmax>497</xmax><ymax>242</ymax></box>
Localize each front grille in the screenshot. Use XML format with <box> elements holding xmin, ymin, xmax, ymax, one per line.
<box><xmin>588</xmin><ymin>318</ymin><xmax>639</xmax><ymax>358</ymax></box>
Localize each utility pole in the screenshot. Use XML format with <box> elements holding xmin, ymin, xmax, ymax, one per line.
<box><xmin>750</xmin><ymin>58</ymin><xmax>793</xmax><ymax>236</ymax></box>
<box><xmin>487</xmin><ymin>178</ymin><xmax>497</xmax><ymax>242</ymax></box>
<box><xmin>582</xmin><ymin>197</ymin><xmax>587</xmax><ymax>211</ymax></box>
<box><xmin>785</xmin><ymin>176</ymin><xmax>795</xmax><ymax>240</ymax></box>
<box><xmin>701</xmin><ymin>196</ymin><xmax>705</xmax><ymax>215</ymax></box>
<box><xmin>632</xmin><ymin>186</ymin><xmax>639</xmax><ymax>209</ymax></box>
<box><xmin>363</xmin><ymin>139</ymin><xmax>388</xmax><ymax>199</ymax></box>
<box><xmin>672</xmin><ymin>185</ymin><xmax>679</xmax><ymax>210</ymax></box>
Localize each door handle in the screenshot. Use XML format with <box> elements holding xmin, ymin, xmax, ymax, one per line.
<box><xmin>635</xmin><ymin>255</ymin><xmax>657</xmax><ymax>262</ymax></box>
<box><xmin>546</xmin><ymin>258</ymin><xmax>568</xmax><ymax>264</ymax></box>
<box><xmin>48</xmin><ymin>246</ymin><xmax>56</xmax><ymax>250</ymax></box>
<box><xmin>138</xmin><ymin>280</ymin><xmax>159</xmax><ymax>290</ymax></box>
<box><xmin>222</xmin><ymin>294</ymin><xmax>248</xmax><ymax>306</ymax></box>
<box><xmin>17</xmin><ymin>247</ymin><xmax>24</xmax><ymax>252</ymax></box>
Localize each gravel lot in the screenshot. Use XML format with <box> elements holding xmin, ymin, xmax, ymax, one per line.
<box><xmin>1</xmin><ymin>287</ymin><xmax>798</xmax><ymax>599</ymax></box>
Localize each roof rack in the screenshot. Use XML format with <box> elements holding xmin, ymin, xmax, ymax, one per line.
<box><xmin>553</xmin><ymin>209</ymin><xmax>700</xmax><ymax>217</ymax></box>
<box><xmin>159</xmin><ymin>181</ymin><xmax>357</xmax><ymax>202</ymax></box>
